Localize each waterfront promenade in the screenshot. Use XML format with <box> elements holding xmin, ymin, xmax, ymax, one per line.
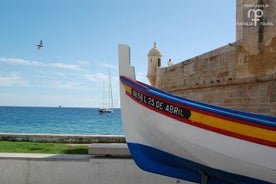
<box><xmin>0</xmin><ymin>133</ymin><xmax>194</xmax><ymax>184</ymax></box>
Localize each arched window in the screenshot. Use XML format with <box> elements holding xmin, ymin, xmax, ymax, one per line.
<box><xmin>158</xmin><ymin>58</ymin><xmax>161</xmax><ymax>67</ymax></box>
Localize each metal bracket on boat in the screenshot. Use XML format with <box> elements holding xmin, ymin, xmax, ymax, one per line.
<box><xmin>199</xmin><ymin>170</ymin><xmax>208</xmax><ymax>184</ymax></box>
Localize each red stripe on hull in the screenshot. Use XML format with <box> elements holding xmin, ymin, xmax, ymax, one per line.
<box><xmin>124</xmin><ymin>88</ymin><xmax>276</xmax><ymax>148</ymax></box>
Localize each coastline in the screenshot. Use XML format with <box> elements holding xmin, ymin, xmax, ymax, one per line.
<box><xmin>0</xmin><ymin>133</ymin><xmax>126</xmax><ymax>144</ymax></box>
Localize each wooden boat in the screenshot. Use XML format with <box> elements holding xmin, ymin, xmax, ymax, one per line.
<box><xmin>118</xmin><ymin>44</ymin><xmax>276</xmax><ymax>184</ymax></box>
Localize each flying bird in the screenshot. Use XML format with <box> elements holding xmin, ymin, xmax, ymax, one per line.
<box><xmin>36</xmin><ymin>40</ymin><xmax>43</xmax><ymax>50</ymax></box>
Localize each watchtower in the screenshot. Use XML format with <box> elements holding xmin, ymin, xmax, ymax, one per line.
<box><xmin>147</xmin><ymin>42</ymin><xmax>162</xmax><ymax>86</ymax></box>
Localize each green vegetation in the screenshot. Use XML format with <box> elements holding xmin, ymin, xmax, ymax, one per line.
<box><xmin>0</xmin><ymin>141</ymin><xmax>88</xmax><ymax>154</ymax></box>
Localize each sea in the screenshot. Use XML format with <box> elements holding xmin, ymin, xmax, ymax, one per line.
<box><xmin>0</xmin><ymin>106</ymin><xmax>123</xmax><ymax>135</ymax></box>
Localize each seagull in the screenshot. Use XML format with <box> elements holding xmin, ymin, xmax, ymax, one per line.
<box><xmin>36</xmin><ymin>40</ymin><xmax>43</xmax><ymax>50</ymax></box>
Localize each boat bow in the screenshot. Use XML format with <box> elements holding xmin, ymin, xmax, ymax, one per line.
<box><xmin>118</xmin><ymin>44</ymin><xmax>276</xmax><ymax>184</ymax></box>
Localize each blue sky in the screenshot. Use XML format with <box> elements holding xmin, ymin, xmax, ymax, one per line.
<box><xmin>0</xmin><ymin>0</ymin><xmax>236</xmax><ymax>107</ymax></box>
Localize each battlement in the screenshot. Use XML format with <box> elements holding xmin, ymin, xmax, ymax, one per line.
<box><xmin>150</xmin><ymin>0</ymin><xmax>276</xmax><ymax>116</ymax></box>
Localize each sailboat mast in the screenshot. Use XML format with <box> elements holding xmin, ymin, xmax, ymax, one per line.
<box><xmin>109</xmin><ymin>72</ymin><xmax>113</xmax><ymax>108</ymax></box>
<box><xmin>98</xmin><ymin>71</ymin><xmax>113</xmax><ymax>114</ymax></box>
<box><xmin>102</xmin><ymin>81</ymin><xmax>105</xmax><ymax>108</ymax></box>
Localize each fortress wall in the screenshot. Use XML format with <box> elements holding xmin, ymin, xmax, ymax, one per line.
<box><xmin>154</xmin><ymin>0</ymin><xmax>276</xmax><ymax>116</ymax></box>
<box><xmin>176</xmin><ymin>76</ymin><xmax>275</xmax><ymax>116</ymax></box>
<box><xmin>156</xmin><ymin>51</ymin><xmax>275</xmax><ymax>116</ymax></box>
<box><xmin>157</xmin><ymin>45</ymin><xmax>236</xmax><ymax>91</ymax></box>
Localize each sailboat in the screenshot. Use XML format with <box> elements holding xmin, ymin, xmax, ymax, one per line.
<box><xmin>99</xmin><ymin>72</ymin><xmax>113</xmax><ymax>114</ymax></box>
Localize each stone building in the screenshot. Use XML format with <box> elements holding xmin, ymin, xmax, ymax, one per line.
<box><xmin>147</xmin><ymin>0</ymin><xmax>276</xmax><ymax>116</ymax></box>
<box><xmin>147</xmin><ymin>42</ymin><xmax>162</xmax><ymax>87</ymax></box>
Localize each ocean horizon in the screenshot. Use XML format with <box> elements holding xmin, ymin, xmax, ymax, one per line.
<box><xmin>0</xmin><ymin>106</ymin><xmax>123</xmax><ymax>135</ymax></box>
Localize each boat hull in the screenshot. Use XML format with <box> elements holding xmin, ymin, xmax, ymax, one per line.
<box><xmin>118</xmin><ymin>44</ymin><xmax>276</xmax><ymax>184</ymax></box>
<box><xmin>99</xmin><ymin>108</ymin><xmax>113</xmax><ymax>114</ymax></box>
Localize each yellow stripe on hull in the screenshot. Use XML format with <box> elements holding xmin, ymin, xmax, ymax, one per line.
<box><xmin>190</xmin><ymin>111</ymin><xmax>276</xmax><ymax>143</ymax></box>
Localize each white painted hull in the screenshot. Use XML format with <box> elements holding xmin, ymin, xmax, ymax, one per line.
<box><xmin>122</xmin><ymin>97</ymin><xmax>276</xmax><ymax>183</ymax></box>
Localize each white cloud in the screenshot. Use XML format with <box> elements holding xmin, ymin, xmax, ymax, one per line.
<box><xmin>84</xmin><ymin>73</ymin><xmax>108</xmax><ymax>82</ymax></box>
<box><xmin>0</xmin><ymin>93</ymin><xmax>96</xmax><ymax>107</ymax></box>
<box><xmin>99</xmin><ymin>63</ymin><xmax>117</xmax><ymax>69</ymax></box>
<box><xmin>0</xmin><ymin>57</ymin><xmax>80</xmax><ymax>70</ymax></box>
<box><xmin>52</xmin><ymin>72</ymin><xmax>67</xmax><ymax>78</ymax></box>
<box><xmin>0</xmin><ymin>57</ymin><xmax>39</xmax><ymax>66</ymax></box>
<box><xmin>76</xmin><ymin>60</ymin><xmax>90</xmax><ymax>66</ymax></box>
<box><xmin>49</xmin><ymin>81</ymin><xmax>89</xmax><ymax>90</ymax></box>
<box><xmin>0</xmin><ymin>74</ymin><xmax>29</xmax><ymax>87</ymax></box>
<box><xmin>50</xmin><ymin>62</ymin><xmax>79</xmax><ymax>70</ymax></box>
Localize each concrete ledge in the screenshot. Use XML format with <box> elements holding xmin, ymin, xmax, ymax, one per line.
<box><xmin>0</xmin><ymin>153</ymin><xmax>91</xmax><ymax>161</ymax></box>
<box><xmin>89</xmin><ymin>143</ymin><xmax>131</xmax><ymax>156</ymax></box>
<box><xmin>0</xmin><ymin>153</ymin><xmax>193</xmax><ymax>184</ymax></box>
<box><xmin>0</xmin><ymin>133</ymin><xmax>126</xmax><ymax>143</ymax></box>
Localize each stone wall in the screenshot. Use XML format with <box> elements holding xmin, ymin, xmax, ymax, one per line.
<box><xmin>171</xmin><ymin>75</ymin><xmax>275</xmax><ymax>115</ymax></box>
<box><xmin>156</xmin><ymin>45</ymin><xmax>236</xmax><ymax>92</ymax></box>
<box><xmin>0</xmin><ymin>133</ymin><xmax>126</xmax><ymax>144</ymax></box>
<box><xmin>154</xmin><ymin>0</ymin><xmax>276</xmax><ymax>116</ymax></box>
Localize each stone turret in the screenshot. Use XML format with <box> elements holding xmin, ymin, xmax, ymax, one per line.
<box><xmin>147</xmin><ymin>42</ymin><xmax>162</xmax><ymax>86</ymax></box>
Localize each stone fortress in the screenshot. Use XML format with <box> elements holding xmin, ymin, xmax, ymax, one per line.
<box><xmin>147</xmin><ymin>0</ymin><xmax>276</xmax><ymax>116</ymax></box>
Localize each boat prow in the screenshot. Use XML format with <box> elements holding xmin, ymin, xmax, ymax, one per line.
<box><xmin>118</xmin><ymin>44</ymin><xmax>276</xmax><ymax>184</ymax></box>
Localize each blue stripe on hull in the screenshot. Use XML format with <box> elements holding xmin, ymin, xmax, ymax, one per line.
<box><xmin>127</xmin><ymin>143</ymin><xmax>272</xmax><ymax>184</ymax></box>
<box><xmin>121</xmin><ymin>76</ymin><xmax>276</xmax><ymax>127</ymax></box>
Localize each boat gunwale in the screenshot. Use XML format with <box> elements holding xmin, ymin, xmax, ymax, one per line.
<box><xmin>121</xmin><ymin>77</ymin><xmax>276</xmax><ymax>148</ymax></box>
<box><xmin>120</xmin><ymin>75</ymin><xmax>276</xmax><ymax>129</ymax></box>
<box><xmin>121</xmin><ymin>75</ymin><xmax>276</xmax><ymax>147</ymax></box>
